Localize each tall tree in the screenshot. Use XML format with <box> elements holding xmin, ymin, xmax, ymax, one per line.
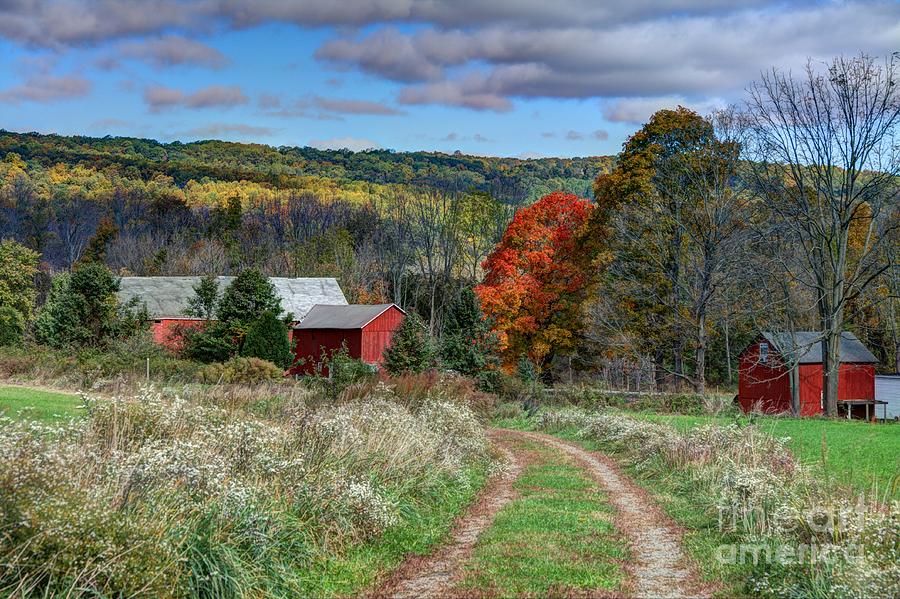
<box><xmin>476</xmin><ymin>191</ymin><xmax>593</xmax><ymax>371</ymax></box>
<box><xmin>586</xmin><ymin>107</ymin><xmax>748</xmax><ymax>392</ymax></box>
<box><xmin>744</xmin><ymin>54</ymin><xmax>900</xmax><ymax>416</ymax></box>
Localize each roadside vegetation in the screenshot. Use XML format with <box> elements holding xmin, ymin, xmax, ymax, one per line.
<box><xmin>498</xmin><ymin>404</ymin><xmax>900</xmax><ymax>598</ymax></box>
<box><xmin>0</xmin><ymin>373</ymin><xmax>492</xmax><ymax>597</ymax></box>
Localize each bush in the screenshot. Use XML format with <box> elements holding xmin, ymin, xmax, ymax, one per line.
<box><xmin>0</xmin><ymin>306</ymin><xmax>25</xmax><ymax>346</ymax></box>
<box><xmin>318</xmin><ymin>345</ymin><xmax>376</xmax><ymax>399</ymax></box>
<box><xmin>180</xmin><ymin>321</ymin><xmax>237</xmax><ymax>363</ymax></box>
<box><xmin>383</xmin><ymin>312</ymin><xmax>435</xmax><ymax>376</ymax></box>
<box><xmin>198</xmin><ymin>356</ymin><xmax>284</xmax><ymax>384</ymax></box>
<box><xmin>240</xmin><ymin>311</ymin><xmax>293</xmax><ymax>369</ymax></box>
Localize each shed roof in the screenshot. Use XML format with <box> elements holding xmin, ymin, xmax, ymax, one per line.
<box><xmin>759</xmin><ymin>331</ymin><xmax>878</xmax><ymax>364</ymax></box>
<box><xmin>295</xmin><ymin>304</ymin><xmax>403</xmax><ymax>330</ymax></box>
<box><xmin>118</xmin><ymin>276</ymin><xmax>347</xmax><ymax>319</ymax></box>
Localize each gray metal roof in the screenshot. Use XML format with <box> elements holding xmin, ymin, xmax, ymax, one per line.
<box><xmin>295</xmin><ymin>304</ymin><xmax>402</xmax><ymax>329</ymax></box>
<box><xmin>761</xmin><ymin>331</ymin><xmax>878</xmax><ymax>364</ymax></box>
<box><xmin>118</xmin><ymin>276</ymin><xmax>347</xmax><ymax>319</ymax></box>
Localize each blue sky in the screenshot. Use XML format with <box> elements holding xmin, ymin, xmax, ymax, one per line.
<box><xmin>1</xmin><ymin>1</ymin><xmax>897</xmax><ymax>157</ymax></box>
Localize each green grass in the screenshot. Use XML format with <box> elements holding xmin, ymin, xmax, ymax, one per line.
<box><xmin>631</xmin><ymin>412</ymin><xmax>900</xmax><ymax>500</ymax></box>
<box><xmin>497</xmin><ymin>417</ymin><xmax>752</xmax><ymax>597</ymax></box>
<box><xmin>459</xmin><ymin>436</ymin><xmax>626</xmax><ymax>596</ymax></box>
<box><xmin>309</xmin><ymin>465</ymin><xmax>489</xmax><ymax>597</ymax></box>
<box><xmin>0</xmin><ymin>385</ymin><xmax>83</xmax><ymax>422</ymax></box>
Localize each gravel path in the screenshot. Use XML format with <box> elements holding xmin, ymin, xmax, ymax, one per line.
<box><xmin>378</xmin><ymin>428</ymin><xmax>710</xmax><ymax>599</ymax></box>
<box><xmin>517</xmin><ymin>431</ymin><xmax>710</xmax><ymax>599</ymax></box>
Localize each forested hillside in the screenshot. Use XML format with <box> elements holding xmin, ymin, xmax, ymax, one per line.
<box><xmin>0</xmin><ymin>130</ymin><xmax>612</xmax><ymax>204</ymax></box>
<box><xmin>0</xmin><ymin>129</ymin><xmax>612</xmax><ymax>342</ymax></box>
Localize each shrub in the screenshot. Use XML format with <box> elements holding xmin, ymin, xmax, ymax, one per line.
<box><xmin>0</xmin><ymin>306</ymin><xmax>25</xmax><ymax>346</ymax></box>
<box><xmin>382</xmin><ymin>312</ymin><xmax>435</xmax><ymax>376</ymax></box>
<box><xmin>318</xmin><ymin>345</ymin><xmax>376</xmax><ymax>399</ymax></box>
<box><xmin>198</xmin><ymin>356</ymin><xmax>283</xmax><ymax>384</ymax></box>
<box><xmin>180</xmin><ymin>321</ymin><xmax>237</xmax><ymax>363</ymax></box>
<box><xmin>240</xmin><ymin>311</ymin><xmax>293</xmax><ymax>369</ymax></box>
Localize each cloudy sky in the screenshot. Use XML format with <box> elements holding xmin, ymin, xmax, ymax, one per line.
<box><xmin>0</xmin><ymin>0</ymin><xmax>897</xmax><ymax>157</ymax></box>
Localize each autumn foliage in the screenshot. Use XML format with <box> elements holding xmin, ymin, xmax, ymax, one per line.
<box><xmin>475</xmin><ymin>192</ymin><xmax>594</xmax><ymax>369</ymax></box>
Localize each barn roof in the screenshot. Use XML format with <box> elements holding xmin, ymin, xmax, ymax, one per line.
<box><xmin>118</xmin><ymin>276</ymin><xmax>347</xmax><ymax>319</ymax></box>
<box><xmin>760</xmin><ymin>331</ymin><xmax>878</xmax><ymax>364</ymax></box>
<box><xmin>295</xmin><ymin>304</ymin><xmax>403</xmax><ymax>329</ymax></box>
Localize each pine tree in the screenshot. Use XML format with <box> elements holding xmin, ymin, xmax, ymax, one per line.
<box><xmin>440</xmin><ymin>288</ymin><xmax>501</xmax><ymax>389</ymax></box>
<box><xmin>383</xmin><ymin>312</ymin><xmax>435</xmax><ymax>376</ymax></box>
<box><xmin>240</xmin><ymin>311</ymin><xmax>293</xmax><ymax>369</ymax></box>
<box><xmin>185</xmin><ymin>275</ymin><xmax>220</xmax><ymax>319</ymax></box>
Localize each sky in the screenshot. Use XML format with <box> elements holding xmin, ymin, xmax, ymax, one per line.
<box><xmin>0</xmin><ymin>1</ymin><xmax>898</xmax><ymax>158</ymax></box>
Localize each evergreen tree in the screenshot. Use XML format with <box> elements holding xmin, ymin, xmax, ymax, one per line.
<box><xmin>216</xmin><ymin>269</ymin><xmax>283</xmax><ymax>324</ymax></box>
<box><xmin>440</xmin><ymin>288</ymin><xmax>501</xmax><ymax>389</ymax></box>
<box><xmin>240</xmin><ymin>310</ymin><xmax>293</xmax><ymax>369</ymax></box>
<box><xmin>78</xmin><ymin>218</ymin><xmax>118</xmax><ymax>265</ymax></box>
<box><xmin>185</xmin><ymin>274</ymin><xmax>220</xmax><ymax>319</ymax></box>
<box><xmin>34</xmin><ymin>263</ymin><xmax>144</xmax><ymax>347</ymax></box>
<box><xmin>383</xmin><ymin>312</ymin><xmax>435</xmax><ymax>376</ymax></box>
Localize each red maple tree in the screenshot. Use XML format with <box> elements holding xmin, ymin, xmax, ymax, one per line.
<box><xmin>475</xmin><ymin>191</ymin><xmax>594</xmax><ymax>369</ymax></box>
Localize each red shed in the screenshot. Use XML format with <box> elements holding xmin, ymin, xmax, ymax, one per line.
<box><xmin>290</xmin><ymin>304</ymin><xmax>405</xmax><ymax>375</ymax></box>
<box><xmin>738</xmin><ymin>331</ymin><xmax>878</xmax><ymax>418</ymax></box>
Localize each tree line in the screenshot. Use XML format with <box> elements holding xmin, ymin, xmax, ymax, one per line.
<box><xmin>477</xmin><ymin>54</ymin><xmax>899</xmax><ymax>416</ymax></box>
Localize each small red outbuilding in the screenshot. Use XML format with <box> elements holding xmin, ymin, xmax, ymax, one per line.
<box><xmin>738</xmin><ymin>331</ymin><xmax>878</xmax><ymax>418</ymax></box>
<box><xmin>290</xmin><ymin>304</ymin><xmax>405</xmax><ymax>375</ymax></box>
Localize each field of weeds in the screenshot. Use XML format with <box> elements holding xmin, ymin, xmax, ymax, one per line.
<box><xmin>0</xmin><ymin>374</ymin><xmax>491</xmax><ymax>597</ymax></box>
<box><xmin>522</xmin><ymin>408</ymin><xmax>900</xmax><ymax>598</ymax></box>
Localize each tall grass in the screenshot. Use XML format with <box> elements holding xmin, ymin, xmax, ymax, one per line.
<box><xmin>538</xmin><ymin>409</ymin><xmax>900</xmax><ymax>598</ymax></box>
<box><xmin>0</xmin><ymin>374</ymin><xmax>490</xmax><ymax>597</ymax></box>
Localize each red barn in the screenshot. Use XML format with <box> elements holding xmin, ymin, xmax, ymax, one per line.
<box><xmin>738</xmin><ymin>331</ymin><xmax>878</xmax><ymax>418</ymax></box>
<box><xmin>117</xmin><ymin>276</ymin><xmax>348</xmax><ymax>350</ymax></box>
<box><xmin>290</xmin><ymin>304</ymin><xmax>406</xmax><ymax>375</ymax></box>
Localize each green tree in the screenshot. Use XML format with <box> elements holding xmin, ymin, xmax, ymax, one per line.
<box><xmin>0</xmin><ymin>239</ymin><xmax>40</xmax><ymax>321</ymax></box>
<box><xmin>240</xmin><ymin>310</ymin><xmax>293</xmax><ymax>369</ymax></box>
<box><xmin>34</xmin><ymin>263</ymin><xmax>143</xmax><ymax>347</ymax></box>
<box><xmin>440</xmin><ymin>288</ymin><xmax>501</xmax><ymax>389</ymax></box>
<box><xmin>185</xmin><ymin>275</ymin><xmax>220</xmax><ymax>319</ymax></box>
<box><xmin>181</xmin><ymin>321</ymin><xmax>236</xmax><ymax>363</ymax></box>
<box><xmin>383</xmin><ymin>312</ymin><xmax>435</xmax><ymax>375</ymax></box>
<box><xmin>0</xmin><ymin>305</ymin><xmax>25</xmax><ymax>346</ymax></box>
<box><xmin>217</xmin><ymin>269</ymin><xmax>283</xmax><ymax>324</ymax></box>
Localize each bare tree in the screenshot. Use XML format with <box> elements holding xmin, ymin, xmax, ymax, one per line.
<box><xmin>744</xmin><ymin>54</ymin><xmax>900</xmax><ymax>416</ymax></box>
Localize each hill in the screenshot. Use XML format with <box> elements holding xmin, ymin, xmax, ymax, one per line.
<box><xmin>0</xmin><ymin>130</ymin><xmax>613</xmax><ymax>205</ymax></box>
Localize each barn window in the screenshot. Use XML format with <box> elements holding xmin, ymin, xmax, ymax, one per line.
<box><xmin>759</xmin><ymin>342</ymin><xmax>769</xmax><ymax>364</ymax></box>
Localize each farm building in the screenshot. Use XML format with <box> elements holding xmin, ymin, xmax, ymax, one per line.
<box><xmin>290</xmin><ymin>304</ymin><xmax>406</xmax><ymax>375</ymax></box>
<box><xmin>118</xmin><ymin>276</ymin><xmax>348</xmax><ymax>349</ymax></box>
<box><xmin>738</xmin><ymin>331</ymin><xmax>879</xmax><ymax>418</ymax></box>
<box><xmin>876</xmin><ymin>375</ymin><xmax>900</xmax><ymax>420</ymax></box>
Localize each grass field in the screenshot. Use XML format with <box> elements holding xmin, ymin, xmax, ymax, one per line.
<box><xmin>632</xmin><ymin>412</ymin><xmax>900</xmax><ymax>501</ymax></box>
<box><xmin>0</xmin><ymin>385</ymin><xmax>83</xmax><ymax>422</ymax></box>
<box><xmin>460</xmin><ymin>436</ymin><xmax>626</xmax><ymax>596</ymax></box>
